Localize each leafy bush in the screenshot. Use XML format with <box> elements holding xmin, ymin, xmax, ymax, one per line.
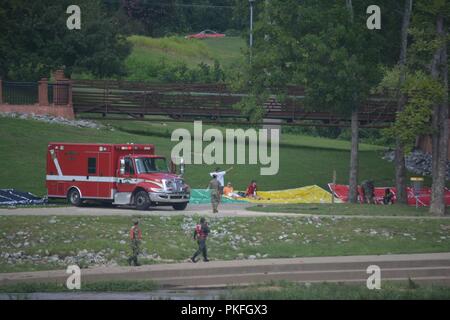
<box><xmin>157</xmin><ymin>60</ymin><xmax>226</xmax><ymax>83</ymax></box>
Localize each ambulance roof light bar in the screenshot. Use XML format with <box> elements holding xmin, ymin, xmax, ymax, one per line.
<box><xmin>115</xmin><ymin>145</ymin><xmax>153</xmax><ymax>151</ymax></box>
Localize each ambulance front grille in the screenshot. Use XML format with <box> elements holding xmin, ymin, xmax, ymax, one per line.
<box><xmin>164</xmin><ymin>179</ymin><xmax>185</xmax><ymax>192</ymax></box>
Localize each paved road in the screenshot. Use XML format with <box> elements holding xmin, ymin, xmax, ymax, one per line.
<box><xmin>0</xmin><ymin>204</ymin><xmax>449</xmax><ymax>220</ymax></box>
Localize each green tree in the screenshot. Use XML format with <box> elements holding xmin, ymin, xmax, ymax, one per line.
<box><xmin>119</xmin><ymin>0</ymin><xmax>237</xmax><ymax>36</ymax></box>
<box><xmin>417</xmin><ymin>0</ymin><xmax>449</xmax><ymax>216</ymax></box>
<box><xmin>232</xmin><ymin>0</ymin><xmax>389</xmax><ymax>201</ymax></box>
<box><xmin>394</xmin><ymin>0</ymin><xmax>413</xmax><ymax>205</ymax></box>
<box><xmin>380</xmin><ymin>0</ymin><xmax>449</xmax><ymax>215</ymax></box>
<box><xmin>0</xmin><ymin>0</ymin><xmax>131</xmax><ymax>80</ymax></box>
<box><xmin>380</xmin><ymin>69</ymin><xmax>444</xmax><ymax>152</ymax></box>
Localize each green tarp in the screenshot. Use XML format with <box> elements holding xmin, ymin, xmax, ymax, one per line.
<box><xmin>189</xmin><ymin>189</ymin><xmax>245</xmax><ymax>205</ymax></box>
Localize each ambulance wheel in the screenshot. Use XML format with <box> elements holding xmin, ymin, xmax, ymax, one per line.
<box><xmin>67</xmin><ymin>189</ymin><xmax>82</xmax><ymax>207</ymax></box>
<box><xmin>173</xmin><ymin>202</ymin><xmax>188</xmax><ymax>211</ymax></box>
<box><xmin>135</xmin><ymin>191</ymin><xmax>150</xmax><ymax>211</ymax></box>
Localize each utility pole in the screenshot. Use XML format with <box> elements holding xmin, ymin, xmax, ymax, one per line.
<box><xmin>249</xmin><ymin>0</ymin><xmax>255</xmax><ymax>61</ymax></box>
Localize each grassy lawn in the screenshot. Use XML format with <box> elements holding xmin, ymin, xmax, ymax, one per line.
<box><xmin>224</xmin><ymin>281</ymin><xmax>450</xmax><ymax>300</ymax></box>
<box><xmin>247</xmin><ymin>203</ymin><xmax>432</xmax><ymax>216</ymax></box>
<box><xmin>0</xmin><ymin>117</ymin><xmax>400</xmax><ymax>197</ymax></box>
<box><xmin>0</xmin><ymin>280</ymin><xmax>158</xmax><ymax>294</ymax></box>
<box><xmin>127</xmin><ymin>35</ymin><xmax>245</xmax><ymax>69</ymax></box>
<box><xmin>72</xmin><ymin>35</ymin><xmax>246</xmax><ymax>82</ymax></box>
<box><xmin>1</xmin><ymin>279</ymin><xmax>450</xmax><ymax>298</ymax></box>
<box><xmin>2</xmin><ymin>280</ymin><xmax>449</xmax><ymax>298</ymax></box>
<box><xmin>1</xmin><ymin>214</ymin><xmax>449</xmax><ymax>273</ymax></box>
<box><xmin>97</xmin><ymin>117</ymin><xmax>384</xmax><ymax>152</ymax></box>
<box><xmin>119</xmin><ymin>35</ymin><xmax>245</xmax><ymax>82</ymax></box>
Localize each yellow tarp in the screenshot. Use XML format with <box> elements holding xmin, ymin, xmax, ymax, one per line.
<box><xmin>225</xmin><ymin>185</ymin><xmax>337</xmax><ymax>204</ymax></box>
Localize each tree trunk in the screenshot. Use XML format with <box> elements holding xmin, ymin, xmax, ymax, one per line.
<box><xmin>394</xmin><ymin>143</ymin><xmax>407</xmax><ymax>203</ymax></box>
<box><xmin>348</xmin><ymin>110</ymin><xmax>359</xmax><ymax>203</ymax></box>
<box><xmin>345</xmin><ymin>0</ymin><xmax>358</xmax><ymax>204</ymax></box>
<box><xmin>430</xmin><ymin>16</ymin><xmax>442</xmax><ymax>212</ymax></box>
<box><xmin>395</xmin><ymin>0</ymin><xmax>413</xmax><ymax>205</ymax></box>
<box><xmin>345</xmin><ymin>0</ymin><xmax>354</xmax><ymax>22</ymax></box>
<box><xmin>430</xmin><ymin>14</ymin><xmax>448</xmax><ymax>216</ymax></box>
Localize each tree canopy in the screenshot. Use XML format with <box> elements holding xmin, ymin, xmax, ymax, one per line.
<box><xmin>232</xmin><ymin>0</ymin><xmax>403</xmax><ymax>120</ymax></box>
<box><xmin>0</xmin><ymin>0</ymin><xmax>131</xmax><ymax>80</ymax></box>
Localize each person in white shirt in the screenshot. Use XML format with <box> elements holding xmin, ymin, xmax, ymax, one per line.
<box><xmin>209</xmin><ymin>167</ymin><xmax>234</xmax><ymax>200</ymax></box>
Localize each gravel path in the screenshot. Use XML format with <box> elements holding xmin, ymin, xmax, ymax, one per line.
<box><xmin>0</xmin><ymin>204</ymin><xmax>449</xmax><ymax>219</ymax></box>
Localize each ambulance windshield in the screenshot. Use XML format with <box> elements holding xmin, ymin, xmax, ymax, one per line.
<box><xmin>135</xmin><ymin>157</ymin><xmax>169</xmax><ymax>174</ymax></box>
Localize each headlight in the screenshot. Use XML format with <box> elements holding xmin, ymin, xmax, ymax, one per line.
<box><xmin>163</xmin><ymin>179</ymin><xmax>174</xmax><ymax>192</ymax></box>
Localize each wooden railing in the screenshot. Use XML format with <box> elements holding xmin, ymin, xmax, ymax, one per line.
<box><xmin>72</xmin><ymin>80</ymin><xmax>399</xmax><ymax>125</ymax></box>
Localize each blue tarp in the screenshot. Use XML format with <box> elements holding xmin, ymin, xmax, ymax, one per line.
<box><xmin>0</xmin><ymin>189</ymin><xmax>47</xmax><ymax>206</ymax></box>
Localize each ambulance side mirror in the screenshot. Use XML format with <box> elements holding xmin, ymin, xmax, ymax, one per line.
<box><xmin>119</xmin><ymin>159</ymin><xmax>125</xmax><ymax>175</ymax></box>
<box><xmin>170</xmin><ymin>158</ymin><xmax>185</xmax><ymax>176</ymax></box>
<box><xmin>169</xmin><ymin>161</ymin><xmax>176</xmax><ymax>174</ymax></box>
<box><xmin>180</xmin><ymin>158</ymin><xmax>185</xmax><ymax>176</ymax></box>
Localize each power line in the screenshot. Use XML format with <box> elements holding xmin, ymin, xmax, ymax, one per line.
<box><xmin>104</xmin><ymin>0</ymin><xmax>235</xmax><ymax>9</ymax></box>
<box><xmin>166</xmin><ymin>3</ymin><xmax>235</xmax><ymax>9</ymax></box>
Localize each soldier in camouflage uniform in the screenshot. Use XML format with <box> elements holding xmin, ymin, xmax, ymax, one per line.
<box><xmin>127</xmin><ymin>220</ymin><xmax>142</xmax><ymax>266</ymax></box>
<box><xmin>191</xmin><ymin>217</ymin><xmax>210</xmax><ymax>263</ymax></box>
<box><xmin>207</xmin><ymin>174</ymin><xmax>220</xmax><ymax>213</ymax></box>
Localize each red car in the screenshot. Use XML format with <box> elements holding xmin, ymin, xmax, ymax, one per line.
<box><xmin>185</xmin><ymin>30</ymin><xmax>226</xmax><ymax>39</ymax></box>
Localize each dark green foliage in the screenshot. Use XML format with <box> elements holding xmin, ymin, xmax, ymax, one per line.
<box><xmin>157</xmin><ymin>60</ymin><xmax>226</xmax><ymax>83</ymax></box>
<box><xmin>231</xmin><ymin>0</ymin><xmax>403</xmax><ymax>120</ymax></box>
<box><xmin>116</xmin><ymin>0</ymin><xmax>241</xmax><ymax>36</ymax></box>
<box><xmin>378</xmin><ymin>0</ymin><xmax>450</xmax><ymax>153</ymax></box>
<box><xmin>0</xmin><ymin>0</ymin><xmax>131</xmax><ymax>80</ymax></box>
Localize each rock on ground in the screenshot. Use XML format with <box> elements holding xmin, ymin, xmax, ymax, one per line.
<box><xmin>383</xmin><ymin>150</ymin><xmax>450</xmax><ymax>180</ymax></box>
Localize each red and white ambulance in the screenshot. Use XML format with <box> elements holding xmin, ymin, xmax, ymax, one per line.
<box><xmin>46</xmin><ymin>143</ymin><xmax>190</xmax><ymax>210</ymax></box>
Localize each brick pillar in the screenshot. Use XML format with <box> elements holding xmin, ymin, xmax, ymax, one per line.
<box><xmin>53</xmin><ymin>69</ymin><xmax>65</xmax><ymax>81</ymax></box>
<box><xmin>67</xmin><ymin>80</ymin><xmax>73</xmax><ymax>107</ymax></box>
<box><xmin>38</xmin><ymin>78</ymin><xmax>49</xmax><ymax>106</ymax></box>
<box><xmin>52</xmin><ymin>69</ymin><xmax>71</xmax><ymax>106</ymax></box>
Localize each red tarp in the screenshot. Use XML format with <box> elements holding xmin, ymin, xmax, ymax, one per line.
<box><xmin>328</xmin><ymin>184</ymin><xmax>450</xmax><ymax>207</ymax></box>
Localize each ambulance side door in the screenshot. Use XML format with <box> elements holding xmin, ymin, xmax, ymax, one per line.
<box><xmin>84</xmin><ymin>152</ymin><xmax>99</xmax><ymax>198</ymax></box>
<box><xmin>98</xmin><ymin>152</ymin><xmax>112</xmax><ymax>199</ymax></box>
<box><xmin>116</xmin><ymin>156</ymin><xmax>136</xmax><ymax>194</ymax></box>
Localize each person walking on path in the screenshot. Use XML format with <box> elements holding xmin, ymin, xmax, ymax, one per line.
<box><xmin>127</xmin><ymin>220</ymin><xmax>142</xmax><ymax>266</ymax></box>
<box><xmin>191</xmin><ymin>217</ymin><xmax>210</xmax><ymax>263</ymax></box>
<box><xmin>207</xmin><ymin>175</ymin><xmax>221</xmax><ymax>213</ymax></box>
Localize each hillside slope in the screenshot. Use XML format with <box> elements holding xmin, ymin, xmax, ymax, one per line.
<box><xmin>127</xmin><ymin>35</ymin><xmax>245</xmax><ymax>67</ymax></box>
<box><xmin>0</xmin><ymin>117</ymin><xmax>396</xmax><ymax>197</ymax></box>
